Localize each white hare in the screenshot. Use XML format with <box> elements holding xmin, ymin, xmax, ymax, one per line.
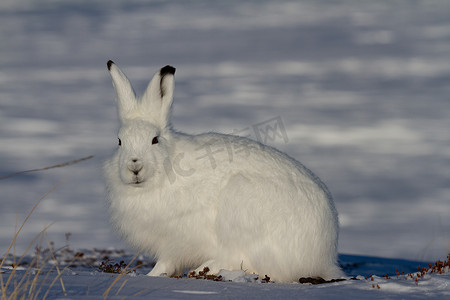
<box><xmin>103</xmin><ymin>60</ymin><xmax>343</xmax><ymax>282</ymax></box>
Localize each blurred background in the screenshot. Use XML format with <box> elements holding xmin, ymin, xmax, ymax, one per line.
<box><xmin>1</xmin><ymin>0</ymin><xmax>449</xmax><ymax>262</ymax></box>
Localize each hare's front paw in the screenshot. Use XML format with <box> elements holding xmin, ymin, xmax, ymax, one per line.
<box><xmin>147</xmin><ymin>261</ymin><xmax>175</xmax><ymax>277</ymax></box>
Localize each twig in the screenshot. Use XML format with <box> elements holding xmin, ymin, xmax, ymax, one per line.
<box><xmin>0</xmin><ymin>156</ymin><xmax>94</xmax><ymax>180</ymax></box>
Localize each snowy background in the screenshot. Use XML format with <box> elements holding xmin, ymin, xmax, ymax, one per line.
<box><xmin>1</xmin><ymin>0</ymin><xmax>449</xmax><ymax>265</ymax></box>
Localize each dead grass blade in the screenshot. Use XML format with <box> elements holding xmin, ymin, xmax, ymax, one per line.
<box><xmin>0</xmin><ymin>156</ymin><xmax>94</xmax><ymax>180</ymax></box>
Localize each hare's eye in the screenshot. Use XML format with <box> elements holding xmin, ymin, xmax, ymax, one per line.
<box><xmin>118</xmin><ymin>138</ymin><xmax>122</xmax><ymax>146</ymax></box>
<box><xmin>152</xmin><ymin>136</ymin><xmax>159</xmax><ymax>145</ymax></box>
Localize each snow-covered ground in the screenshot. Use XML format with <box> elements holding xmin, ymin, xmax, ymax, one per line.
<box><xmin>1</xmin><ymin>0</ymin><xmax>450</xmax><ymax>298</ymax></box>
<box><xmin>1</xmin><ymin>247</ymin><xmax>449</xmax><ymax>299</ymax></box>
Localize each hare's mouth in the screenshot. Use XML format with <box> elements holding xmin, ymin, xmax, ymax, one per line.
<box><xmin>130</xmin><ymin>176</ymin><xmax>145</xmax><ymax>185</ymax></box>
<box><xmin>131</xmin><ymin>180</ymin><xmax>144</xmax><ymax>186</ymax></box>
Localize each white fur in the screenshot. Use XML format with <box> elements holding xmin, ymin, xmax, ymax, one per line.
<box><xmin>103</xmin><ymin>61</ymin><xmax>344</xmax><ymax>282</ymax></box>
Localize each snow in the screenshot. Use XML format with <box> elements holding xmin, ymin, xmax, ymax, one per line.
<box><xmin>0</xmin><ymin>0</ymin><xmax>450</xmax><ymax>298</ymax></box>
<box><xmin>1</xmin><ymin>248</ymin><xmax>449</xmax><ymax>299</ymax></box>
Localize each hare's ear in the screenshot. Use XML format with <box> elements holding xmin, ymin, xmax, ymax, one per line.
<box><xmin>141</xmin><ymin>65</ymin><xmax>176</xmax><ymax>129</ymax></box>
<box><xmin>107</xmin><ymin>60</ymin><xmax>137</xmax><ymax>120</ymax></box>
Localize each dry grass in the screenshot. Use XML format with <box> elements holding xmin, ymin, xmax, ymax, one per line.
<box><xmin>0</xmin><ymin>183</ymin><xmax>151</xmax><ymax>299</ymax></box>
<box><xmin>0</xmin><ymin>184</ymin><xmax>69</xmax><ymax>300</ymax></box>
<box><xmin>101</xmin><ymin>250</ymin><xmax>144</xmax><ymax>300</ymax></box>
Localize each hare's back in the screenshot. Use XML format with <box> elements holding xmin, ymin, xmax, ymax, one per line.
<box><xmin>181</xmin><ymin>133</ymin><xmax>331</xmax><ymax>200</ymax></box>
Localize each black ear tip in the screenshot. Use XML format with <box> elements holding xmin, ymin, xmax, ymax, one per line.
<box><xmin>160</xmin><ymin>65</ymin><xmax>176</xmax><ymax>76</ymax></box>
<box><xmin>107</xmin><ymin>60</ymin><xmax>115</xmax><ymax>71</ymax></box>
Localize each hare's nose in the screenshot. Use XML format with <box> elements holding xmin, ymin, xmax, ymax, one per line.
<box><xmin>128</xmin><ymin>159</ymin><xmax>143</xmax><ymax>175</ymax></box>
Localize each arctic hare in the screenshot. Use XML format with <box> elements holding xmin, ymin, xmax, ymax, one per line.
<box><xmin>104</xmin><ymin>60</ymin><xmax>343</xmax><ymax>282</ymax></box>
